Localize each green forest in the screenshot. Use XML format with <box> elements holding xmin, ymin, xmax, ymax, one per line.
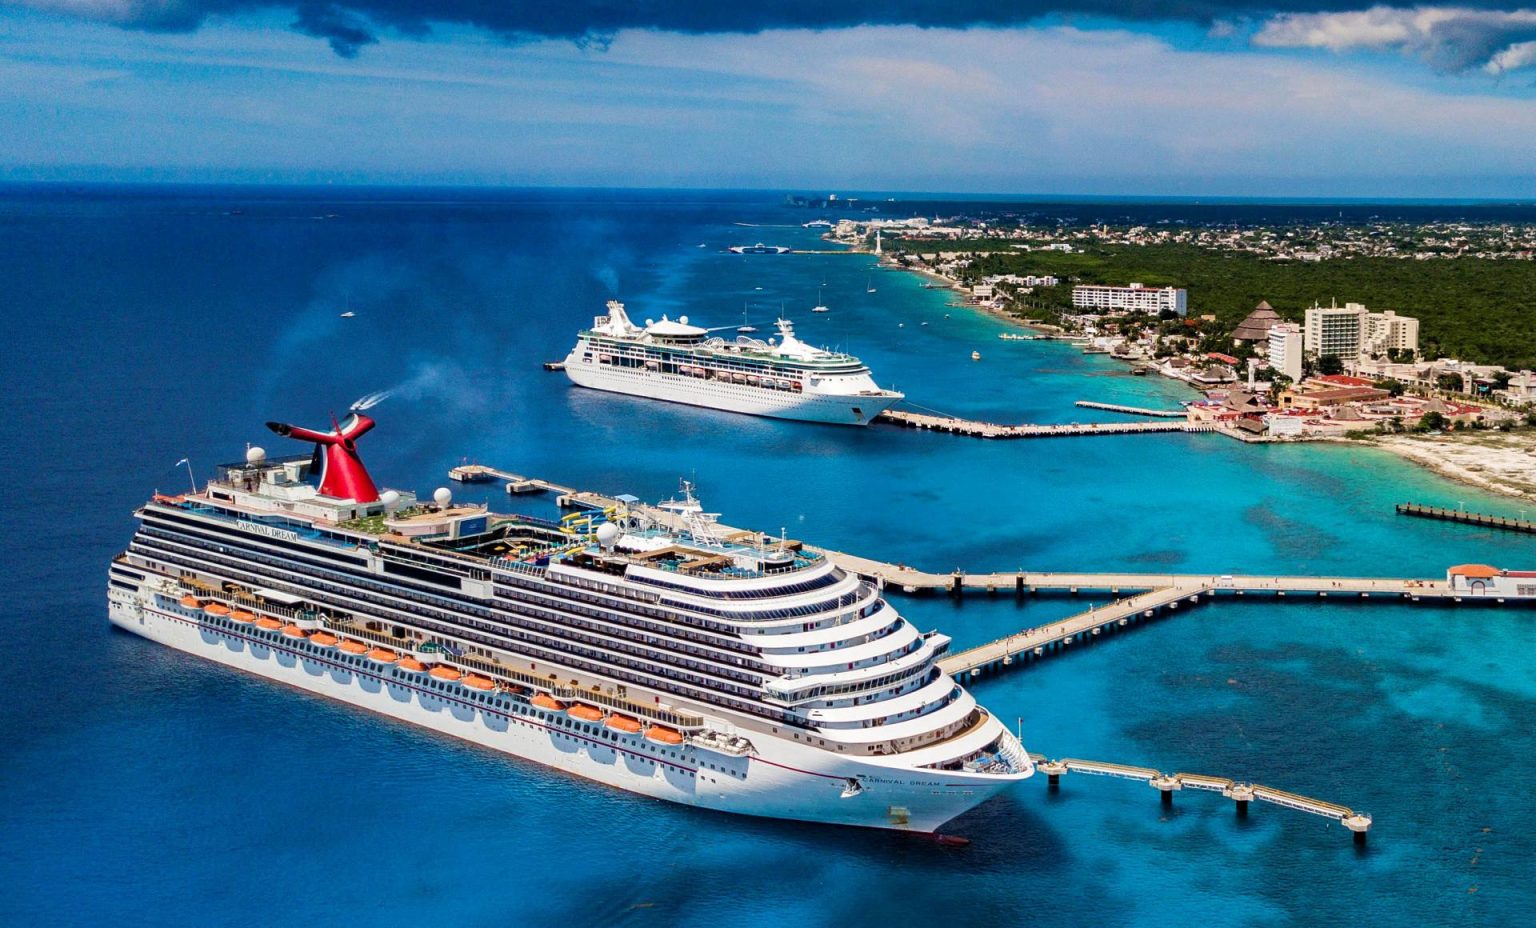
<box><xmin>898</xmin><ymin>243</ymin><xmax>1536</xmax><ymax>369</ymax></box>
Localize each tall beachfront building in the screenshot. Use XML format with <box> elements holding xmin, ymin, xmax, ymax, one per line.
<box><xmin>1362</xmin><ymin>310</ymin><xmax>1420</xmax><ymax>355</ymax></box>
<box><xmin>1303</xmin><ymin>302</ymin><xmax>1419</xmax><ymax>358</ymax></box>
<box><xmin>1071</xmin><ymin>283</ymin><xmax>1187</xmax><ymax>316</ymax></box>
<box><xmin>1268</xmin><ymin>323</ymin><xmax>1304</xmax><ymax>381</ymax></box>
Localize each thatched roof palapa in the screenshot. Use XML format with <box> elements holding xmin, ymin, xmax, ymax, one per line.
<box><xmin>1232</xmin><ymin>300</ymin><xmax>1283</xmax><ymax>342</ymax></box>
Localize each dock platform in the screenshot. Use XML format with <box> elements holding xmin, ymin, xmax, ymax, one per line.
<box><xmin>1396</xmin><ymin>502</ymin><xmax>1535</xmax><ymax>535</ymax></box>
<box><xmin>1029</xmin><ymin>753</ymin><xmax>1372</xmax><ymax>840</ymax></box>
<box><xmin>1073</xmin><ymin>400</ymin><xmax>1187</xmax><ymax>418</ymax></box>
<box><xmin>874</xmin><ymin>409</ymin><xmax>1208</xmax><ymax>439</ymax></box>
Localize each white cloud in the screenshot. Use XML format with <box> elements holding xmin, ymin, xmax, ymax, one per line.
<box><xmin>1</xmin><ymin>16</ymin><xmax>1533</xmax><ymax>193</ymax></box>
<box><xmin>1486</xmin><ymin>38</ymin><xmax>1536</xmax><ymax>72</ymax></box>
<box><xmin>1253</xmin><ymin>6</ymin><xmax>1536</xmax><ymax>72</ymax></box>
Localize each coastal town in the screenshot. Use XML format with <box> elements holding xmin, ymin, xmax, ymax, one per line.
<box><xmin>822</xmin><ymin>216</ymin><xmax>1536</xmax><ymax>501</ymax></box>
<box><xmin>823</xmin><ymin>212</ymin><xmax>1536</xmax><ymax>262</ymax></box>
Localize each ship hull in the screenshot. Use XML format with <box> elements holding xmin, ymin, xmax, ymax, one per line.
<box><xmin>563</xmin><ymin>354</ymin><xmax>899</xmax><ymax>426</ymax></box>
<box><xmin>109</xmin><ymin>590</ymin><xmax>1018</xmax><ymax>833</ymax></box>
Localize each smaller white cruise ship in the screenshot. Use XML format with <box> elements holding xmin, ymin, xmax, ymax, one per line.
<box><xmin>563</xmin><ymin>301</ymin><xmax>903</xmax><ymax>425</ymax></box>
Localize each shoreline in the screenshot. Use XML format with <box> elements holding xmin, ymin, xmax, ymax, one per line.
<box><xmin>845</xmin><ymin>233</ymin><xmax>1536</xmax><ymax>505</ymax></box>
<box><xmin>1366</xmin><ymin>433</ymin><xmax>1536</xmax><ymax>505</ymax></box>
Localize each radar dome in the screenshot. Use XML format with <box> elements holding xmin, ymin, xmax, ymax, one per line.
<box><xmin>245</xmin><ymin>446</ymin><xmax>267</xmax><ymax>465</ymax></box>
<box><xmin>678</xmin><ymin>315</ymin><xmax>689</xmax><ymax>325</ymax></box>
<box><xmin>645</xmin><ymin>318</ymin><xmax>655</xmax><ymax>327</ymax></box>
<box><xmin>595</xmin><ymin>522</ymin><xmax>620</xmax><ymax>548</ymax></box>
<box><xmin>433</xmin><ymin>487</ymin><xmax>453</xmax><ymax>508</ymax></box>
<box><xmin>380</xmin><ymin>490</ymin><xmax>401</xmax><ymax>510</ymax></box>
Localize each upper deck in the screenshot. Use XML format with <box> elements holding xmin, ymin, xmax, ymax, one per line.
<box><xmin>193</xmin><ymin>454</ymin><xmax>828</xmax><ymax>589</ymax></box>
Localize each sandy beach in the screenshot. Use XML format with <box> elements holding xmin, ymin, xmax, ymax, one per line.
<box><xmin>1373</xmin><ymin>432</ymin><xmax>1536</xmax><ymax>503</ymax></box>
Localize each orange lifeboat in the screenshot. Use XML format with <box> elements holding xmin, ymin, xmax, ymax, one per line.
<box><xmin>280</xmin><ymin>624</ymin><xmax>307</xmax><ymax>639</ymax></box>
<box><xmin>605</xmin><ymin>715</ymin><xmax>642</xmax><ymax>734</ymax></box>
<box><xmin>429</xmin><ymin>666</ymin><xmax>463</xmax><ymax>682</ymax></box>
<box><xmin>203</xmin><ymin>602</ymin><xmax>232</xmax><ymax>617</ymax></box>
<box><xmin>462</xmin><ymin>675</ymin><xmax>496</xmax><ymax>691</ymax></box>
<box><xmin>397</xmin><ymin>657</ymin><xmax>426</xmax><ymax>673</ymax></box>
<box><xmin>309</xmin><ymin>632</ymin><xmax>339</xmax><ymax>647</ymax></box>
<box><xmin>179</xmin><ymin>594</ymin><xmax>202</xmax><ymax>609</ymax></box>
<box><xmin>255</xmin><ymin>616</ymin><xmax>283</xmax><ymax>631</ymax></box>
<box><xmin>338</xmin><ymin>639</ymin><xmax>368</xmax><ymax>654</ymax></box>
<box><xmin>568</xmin><ymin>703</ymin><xmax>605</xmax><ymax>722</ymax></box>
<box><xmin>367</xmin><ymin>647</ymin><xmax>399</xmax><ymax>665</ymax></box>
<box><xmin>229</xmin><ymin>610</ymin><xmax>257</xmax><ymax>624</ymax></box>
<box><xmin>644</xmin><ymin>725</ymin><xmax>684</xmax><ymax>746</ymax></box>
<box><xmin>531</xmin><ymin>693</ymin><xmax>566</xmax><ymax>711</ymax></box>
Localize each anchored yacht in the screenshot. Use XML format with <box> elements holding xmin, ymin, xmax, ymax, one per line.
<box><xmin>563</xmin><ymin>301</ymin><xmax>903</xmax><ymax>425</ymax></box>
<box><xmin>107</xmin><ymin>408</ymin><xmax>1032</xmax><ymax>832</ymax></box>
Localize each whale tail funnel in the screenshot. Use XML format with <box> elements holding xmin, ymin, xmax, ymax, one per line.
<box><xmin>265</xmin><ymin>412</ymin><xmax>380</xmax><ymax>504</ymax></box>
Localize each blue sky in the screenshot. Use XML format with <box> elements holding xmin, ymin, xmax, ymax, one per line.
<box><xmin>2</xmin><ymin>4</ymin><xmax>1535</xmax><ymax>196</ymax></box>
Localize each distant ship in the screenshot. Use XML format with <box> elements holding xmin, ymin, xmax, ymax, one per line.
<box><xmin>108</xmin><ymin>409</ymin><xmax>1031</xmax><ymax>833</ymax></box>
<box><xmin>563</xmin><ymin>300</ymin><xmax>903</xmax><ymax>425</ymax></box>
<box><xmin>729</xmin><ymin>243</ymin><xmax>791</xmax><ymax>254</ymax></box>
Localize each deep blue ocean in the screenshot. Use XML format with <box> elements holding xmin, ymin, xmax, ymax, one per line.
<box><xmin>3</xmin><ymin>186</ymin><xmax>1533</xmax><ymax>928</ymax></box>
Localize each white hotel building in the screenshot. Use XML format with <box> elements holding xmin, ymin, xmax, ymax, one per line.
<box><xmin>1071</xmin><ymin>283</ymin><xmax>1187</xmax><ymax>316</ymax></box>
<box><xmin>1303</xmin><ymin>302</ymin><xmax>1420</xmax><ymax>358</ymax></box>
<box><xmin>1267</xmin><ymin>323</ymin><xmax>1304</xmax><ymax>381</ymax></box>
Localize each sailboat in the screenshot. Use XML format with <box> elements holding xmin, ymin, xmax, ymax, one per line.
<box><xmin>811</xmin><ymin>284</ymin><xmax>830</xmax><ymax>313</ymax></box>
<box><xmin>737</xmin><ymin>303</ymin><xmax>758</xmax><ymax>333</ymax></box>
<box><xmin>866</xmin><ymin>275</ymin><xmax>877</xmax><ymax>294</ymax></box>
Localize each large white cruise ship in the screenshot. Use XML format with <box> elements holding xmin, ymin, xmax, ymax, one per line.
<box><xmin>563</xmin><ymin>301</ymin><xmax>903</xmax><ymax>425</ymax></box>
<box><xmin>107</xmin><ymin>408</ymin><xmax>1032</xmax><ymax>832</ymax></box>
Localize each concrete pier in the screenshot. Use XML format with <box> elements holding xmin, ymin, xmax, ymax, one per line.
<box><xmin>874</xmin><ymin>408</ymin><xmax>1209</xmax><ymax>439</ymax></box>
<box><xmin>1073</xmin><ymin>400</ymin><xmax>1188</xmax><ymax>418</ymax></box>
<box><xmin>1028</xmin><ymin>753</ymin><xmax>1372</xmax><ymax>840</ymax></box>
<box><xmin>1397</xmin><ymin>502</ymin><xmax>1536</xmax><ymax>535</ymax></box>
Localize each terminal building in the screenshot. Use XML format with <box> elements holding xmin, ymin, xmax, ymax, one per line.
<box><xmin>1071</xmin><ymin>283</ymin><xmax>1187</xmax><ymax>316</ymax></box>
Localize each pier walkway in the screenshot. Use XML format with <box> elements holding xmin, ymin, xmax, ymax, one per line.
<box><xmin>874</xmin><ymin>409</ymin><xmax>1209</xmax><ymax>439</ymax></box>
<box><xmin>936</xmin><ymin>584</ymin><xmax>1206</xmax><ymax>677</ymax></box>
<box><xmin>1028</xmin><ymin>753</ymin><xmax>1372</xmax><ymax>840</ymax></box>
<box><xmin>1073</xmin><ymin>400</ymin><xmax>1188</xmax><ymax>418</ymax></box>
<box><xmin>1397</xmin><ymin>502</ymin><xmax>1535</xmax><ymax>535</ymax></box>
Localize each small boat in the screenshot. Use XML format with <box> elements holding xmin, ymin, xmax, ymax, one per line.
<box><xmin>280</xmin><ymin>623</ymin><xmax>307</xmax><ymax>638</ymax></box>
<box><xmin>180</xmin><ymin>594</ymin><xmax>202</xmax><ymax>609</ymax></box>
<box><xmin>737</xmin><ymin>304</ymin><xmax>758</xmax><ymax>333</ymax></box>
<box><xmin>256</xmin><ymin>616</ymin><xmax>284</xmax><ymax>631</ymax></box>
<box><xmin>568</xmin><ymin>703</ymin><xmax>605</xmax><ymax>722</ymax></box>
<box><xmin>897</xmin><ymin>323</ymin><xmax>904</xmax><ymax>328</ymax></box>
<box><xmin>605</xmin><ymin>714</ymin><xmax>643</xmax><ymax>734</ymax></box>
<box><xmin>339</xmin><ymin>639</ymin><xmax>368</xmax><ymax>654</ymax></box>
<box><xmin>811</xmin><ymin>285</ymin><xmax>829</xmax><ymax>313</ymax></box>
<box><xmin>309</xmin><ymin>632</ymin><xmax>338</xmax><ymax>647</ymax></box>
<box><xmin>229</xmin><ymin>610</ymin><xmax>257</xmax><ymax>624</ymax></box>
<box><xmin>644</xmin><ymin>725</ymin><xmax>685</xmax><ymax>745</ymax></box>
<box><xmin>339</xmin><ymin>311</ymin><xmax>355</xmax><ymax>318</ymax></box>
<box><xmin>971</xmin><ymin>351</ymin><xmax>982</xmax><ymax>361</ymax></box>
<box><xmin>366</xmin><ymin>647</ymin><xmax>399</xmax><ymax>664</ymax></box>
<box><xmin>429</xmin><ymin>665</ymin><xmax>463</xmax><ymax>682</ymax></box>
<box><xmin>531</xmin><ymin>693</ymin><xmax>565</xmax><ymax>711</ymax></box>
<box><xmin>397</xmin><ymin>658</ymin><xmax>426</xmax><ymax>673</ymax></box>
<box><xmin>203</xmin><ymin>602</ymin><xmax>232</xmax><ymax>617</ymax></box>
<box><xmin>462</xmin><ymin>675</ymin><xmax>496</xmax><ymax>691</ymax></box>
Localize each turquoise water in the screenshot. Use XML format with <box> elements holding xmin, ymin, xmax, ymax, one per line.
<box><xmin>2</xmin><ymin>187</ymin><xmax>1532</xmax><ymax>927</ymax></box>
